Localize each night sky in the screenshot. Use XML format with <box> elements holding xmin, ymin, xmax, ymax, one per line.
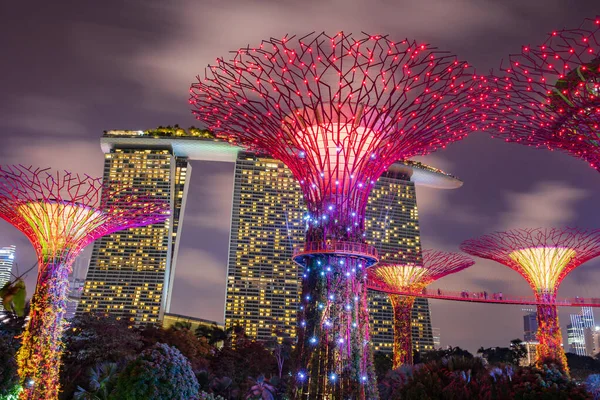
<box><xmin>1</xmin><ymin>1</ymin><xmax>599</xmax><ymax>354</ymax></box>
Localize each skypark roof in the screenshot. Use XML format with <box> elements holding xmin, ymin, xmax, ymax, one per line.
<box><xmin>102</xmin><ymin>129</ymin><xmax>462</xmax><ymax>189</ymax></box>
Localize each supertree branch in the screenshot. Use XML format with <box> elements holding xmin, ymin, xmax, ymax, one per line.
<box><xmin>461</xmin><ymin>227</ymin><xmax>600</xmax><ymax>372</ymax></box>
<box><xmin>0</xmin><ymin>165</ymin><xmax>169</xmax><ymax>400</ymax></box>
<box><xmin>190</xmin><ymin>32</ymin><xmax>486</xmax><ymax>400</ymax></box>
<box><xmin>368</xmin><ymin>250</ymin><xmax>474</xmax><ymax>368</ymax></box>
<box><xmin>191</xmin><ymin>32</ymin><xmax>488</xmax><ymax>239</ymax></box>
<box><xmin>485</xmin><ymin>16</ymin><xmax>600</xmax><ymax>170</ymax></box>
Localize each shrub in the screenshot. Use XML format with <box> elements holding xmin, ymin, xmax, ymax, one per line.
<box><xmin>112</xmin><ymin>343</ymin><xmax>199</xmax><ymax>400</ymax></box>
<box><xmin>0</xmin><ymin>334</ymin><xmax>18</xmax><ymax>396</ymax></box>
<box><xmin>586</xmin><ymin>374</ymin><xmax>600</xmax><ymax>400</ymax></box>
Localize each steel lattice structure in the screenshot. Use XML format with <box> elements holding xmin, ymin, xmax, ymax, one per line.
<box><xmin>0</xmin><ymin>166</ymin><xmax>169</xmax><ymax>400</ymax></box>
<box><xmin>461</xmin><ymin>228</ymin><xmax>600</xmax><ymax>373</ymax></box>
<box><xmin>368</xmin><ymin>250</ymin><xmax>474</xmax><ymax>368</ymax></box>
<box><xmin>485</xmin><ymin>17</ymin><xmax>600</xmax><ymax>170</ymax></box>
<box><xmin>190</xmin><ymin>32</ymin><xmax>486</xmax><ymax>399</ymax></box>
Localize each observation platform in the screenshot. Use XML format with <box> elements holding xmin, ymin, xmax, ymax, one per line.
<box><xmin>101</xmin><ymin>129</ymin><xmax>461</xmax><ymax>189</ymax></box>
<box><xmin>367</xmin><ymin>278</ymin><xmax>600</xmax><ymax>308</ymax></box>
<box><xmin>292</xmin><ymin>241</ymin><xmax>379</xmax><ymax>268</ymax></box>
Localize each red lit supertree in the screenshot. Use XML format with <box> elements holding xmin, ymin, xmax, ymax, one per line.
<box><xmin>368</xmin><ymin>250</ymin><xmax>473</xmax><ymax>368</ymax></box>
<box><xmin>485</xmin><ymin>17</ymin><xmax>600</xmax><ymax>170</ymax></box>
<box><xmin>0</xmin><ymin>166</ymin><xmax>169</xmax><ymax>400</ymax></box>
<box><xmin>461</xmin><ymin>228</ymin><xmax>600</xmax><ymax>373</ymax></box>
<box><xmin>190</xmin><ymin>32</ymin><xmax>487</xmax><ymax>399</ymax></box>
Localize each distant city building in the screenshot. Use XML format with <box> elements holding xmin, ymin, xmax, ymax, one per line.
<box><xmin>163</xmin><ymin>312</ymin><xmax>223</xmax><ymax>332</ymax></box>
<box><xmin>523</xmin><ymin>309</ymin><xmax>538</xmax><ymax>342</ymax></box>
<box><xmin>0</xmin><ymin>246</ymin><xmax>16</xmax><ymax>311</ymax></box>
<box><xmin>65</xmin><ymin>278</ymin><xmax>86</xmax><ymax>320</ymax></box>
<box><xmin>432</xmin><ymin>327</ymin><xmax>441</xmax><ymax>348</ymax></box>
<box><xmin>521</xmin><ymin>341</ymin><xmax>539</xmax><ymax>366</ymax></box>
<box><xmin>78</xmin><ymin>143</ymin><xmax>191</xmax><ymax>325</ymax></box>
<box><xmin>584</xmin><ymin>326</ymin><xmax>600</xmax><ymax>357</ymax></box>
<box><xmin>567</xmin><ymin>308</ymin><xmax>595</xmax><ymax>356</ymax></box>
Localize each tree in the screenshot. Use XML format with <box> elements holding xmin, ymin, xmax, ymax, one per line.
<box><xmin>196</xmin><ymin>323</ymin><xmax>233</xmax><ymax>347</ymax></box>
<box><xmin>373</xmin><ymin>352</ymin><xmax>393</xmax><ymax>381</ymax></box>
<box><xmin>73</xmin><ymin>362</ymin><xmax>119</xmax><ymax>400</ymax></box>
<box><xmin>420</xmin><ymin>346</ymin><xmax>473</xmax><ymax>363</ymax></box>
<box><xmin>112</xmin><ymin>343</ymin><xmax>199</xmax><ymax>400</ymax></box>
<box><xmin>139</xmin><ymin>325</ymin><xmax>211</xmax><ymax>371</ymax></box>
<box><xmin>268</xmin><ymin>338</ymin><xmax>293</xmax><ymax>379</ymax></box>
<box><xmin>171</xmin><ymin>321</ymin><xmax>192</xmax><ymax>331</ymax></box>
<box><xmin>0</xmin><ymin>333</ymin><xmax>19</xmax><ymax>396</ymax></box>
<box><xmin>245</xmin><ymin>375</ymin><xmax>276</xmax><ymax>400</ymax></box>
<box><xmin>60</xmin><ymin>313</ymin><xmax>143</xmax><ymax>399</ymax></box>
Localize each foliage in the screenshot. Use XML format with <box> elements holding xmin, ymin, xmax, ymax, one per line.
<box><xmin>196</xmin><ymin>323</ymin><xmax>234</xmax><ymax>347</ymax></box>
<box><xmin>210</xmin><ymin>337</ymin><xmax>277</xmax><ymax>394</ymax></box>
<box><xmin>0</xmin><ymin>384</ymin><xmax>21</xmax><ymax>399</ymax></box>
<box><xmin>567</xmin><ymin>353</ymin><xmax>600</xmax><ymax>381</ymax></box>
<box><xmin>477</xmin><ymin>339</ymin><xmax>527</xmax><ymax>366</ymax></box>
<box><xmin>420</xmin><ymin>346</ymin><xmax>474</xmax><ymax>363</ymax></box>
<box><xmin>73</xmin><ymin>362</ymin><xmax>119</xmax><ymax>400</ymax></box>
<box><xmin>60</xmin><ymin>313</ymin><xmax>143</xmax><ymax>399</ymax></box>
<box><xmin>378</xmin><ymin>356</ymin><xmax>592</xmax><ymax>400</ymax></box>
<box><xmin>199</xmin><ymin>391</ymin><xmax>226</xmax><ymax>400</ymax></box>
<box><xmin>112</xmin><ymin>343</ymin><xmax>199</xmax><ymax>400</ymax></box>
<box><xmin>585</xmin><ymin>374</ymin><xmax>600</xmax><ymax>400</ymax></box>
<box><xmin>0</xmin><ymin>334</ymin><xmax>18</xmax><ymax>396</ymax></box>
<box><xmin>0</xmin><ymin>279</ymin><xmax>26</xmax><ymax>317</ymax></box>
<box><xmin>245</xmin><ymin>375</ymin><xmax>276</xmax><ymax>400</ymax></box>
<box><xmin>139</xmin><ymin>325</ymin><xmax>211</xmax><ymax>371</ymax></box>
<box><xmin>374</xmin><ymin>352</ymin><xmax>393</xmax><ymax>381</ymax></box>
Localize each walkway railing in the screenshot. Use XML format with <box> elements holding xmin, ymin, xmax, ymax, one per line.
<box><xmin>293</xmin><ymin>241</ymin><xmax>378</xmax><ymax>259</ymax></box>
<box><xmin>367</xmin><ymin>278</ymin><xmax>600</xmax><ymax>308</ymax></box>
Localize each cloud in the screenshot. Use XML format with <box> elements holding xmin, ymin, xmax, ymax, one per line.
<box><xmin>496</xmin><ymin>181</ymin><xmax>589</xmax><ymax>231</ymax></box>
<box><xmin>1</xmin><ymin>137</ymin><xmax>104</xmax><ymax>178</ymax></box>
<box><xmin>107</xmin><ymin>0</ymin><xmax>549</xmax><ymax>110</ymax></box>
<box><xmin>1</xmin><ymin>95</ymin><xmax>88</xmax><ymax>137</ymax></box>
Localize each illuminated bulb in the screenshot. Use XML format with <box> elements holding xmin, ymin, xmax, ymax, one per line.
<box><xmin>330</xmin><ymin>373</ymin><xmax>337</xmax><ymax>382</ymax></box>
<box><xmin>310</xmin><ymin>337</ymin><xmax>318</xmax><ymax>344</ymax></box>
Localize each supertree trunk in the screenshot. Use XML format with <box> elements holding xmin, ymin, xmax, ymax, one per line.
<box><xmin>535</xmin><ymin>292</ymin><xmax>568</xmax><ymax>374</ymax></box>
<box><xmin>389</xmin><ymin>295</ymin><xmax>415</xmax><ymax>369</ymax></box>
<box><xmin>296</xmin><ymin>255</ymin><xmax>377</xmax><ymax>400</ymax></box>
<box><xmin>18</xmin><ymin>257</ymin><xmax>72</xmax><ymax>400</ymax></box>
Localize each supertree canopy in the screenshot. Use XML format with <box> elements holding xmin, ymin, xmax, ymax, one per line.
<box><xmin>368</xmin><ymin>250</ymin><xmax>474</xmax><ymax>368</ymax></box>
<box><xmin>190</xmin><ymin>32</ymin><xmax>487</xmax><ymax>399</ymax></box>
<box><xmin>461</xmin><ymin>228</ymin><xmax>600</xmax><ymax>372</ymax></box>
<box><xmin>0</xmin><ymin>166</ymin><xmax>169</xmax><ymax>400</ymax></box>
<box><xmin>485</xmin><ymin>17</ymin><xmax>600</xmax><ymax>170</ymax></box>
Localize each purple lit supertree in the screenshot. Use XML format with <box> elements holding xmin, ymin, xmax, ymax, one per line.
<box><xmin>485</xmin><ymin>17</ymin><xmax>600</xmax><ymax>170</ymax></box>
<box><xmin>461</xmin><ymin>228</ymin><xmax>600</xmax><ymax>373</ymax></box>
<box><xmin>190</xmin><ymin>32</ymin><xmax>487</xmax><ymax>399</ymax></box>
<box><xmin>368</xmin><ymin>250</ymin><xmax>473</xmax><ymax>368</ymax></box>
<box><xmin>0</xmin><ymin>166</ymin><xmax>169</xmax><ymax>400</ymax></box>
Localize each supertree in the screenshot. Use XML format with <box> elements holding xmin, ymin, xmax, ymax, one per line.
<box><xmin>0</xmin><ymin>165</ymin><xmax>170</xmax><ymax>400</ymax></box>
<box><xmin>461</xmin><ymin>228</ymin><xmax>600</xmax><ymax>372</ymax></box>
<box><xmin>484</xmin><ymin>16</ymin><xmax>600</xmax><ymax>170</ymax></box>
<box><xmin>190</xmin><ymin>32</ymin><xmax>487</xmax><ymax>399</ymax></box>
<box><xmin>367</xmin><ymin>250</ymin><xmax>473</xmax><ymax>368</ymax></box>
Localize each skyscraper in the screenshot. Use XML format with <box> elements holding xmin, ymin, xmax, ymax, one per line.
<box><xmin>567</xmin><ymin>307</ymin><xmax>595</xmax><ymax>356</ymax></box>
<box><xmin>0</xmin><ymin>245</ymin><xmax>16</xmax><ymax>311</ymax></box>
<box><xmin>224</xmin><ymin>152</ymin><xmax>305</xmax><ymax>341</ymax></box>
<box><xmin>432</xmin><ymin>327</ymin><xmax>441</xmax><ymax>348</ymax></box>
<box><xmin>78</xmin><ymin>144</ymin><xmax>191</xmax><ymax>325</ymax></box>
<box><xmin>523</xmin><ymin>309</ymin><xmax>538</xmax><ymax>342</ymax></box>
